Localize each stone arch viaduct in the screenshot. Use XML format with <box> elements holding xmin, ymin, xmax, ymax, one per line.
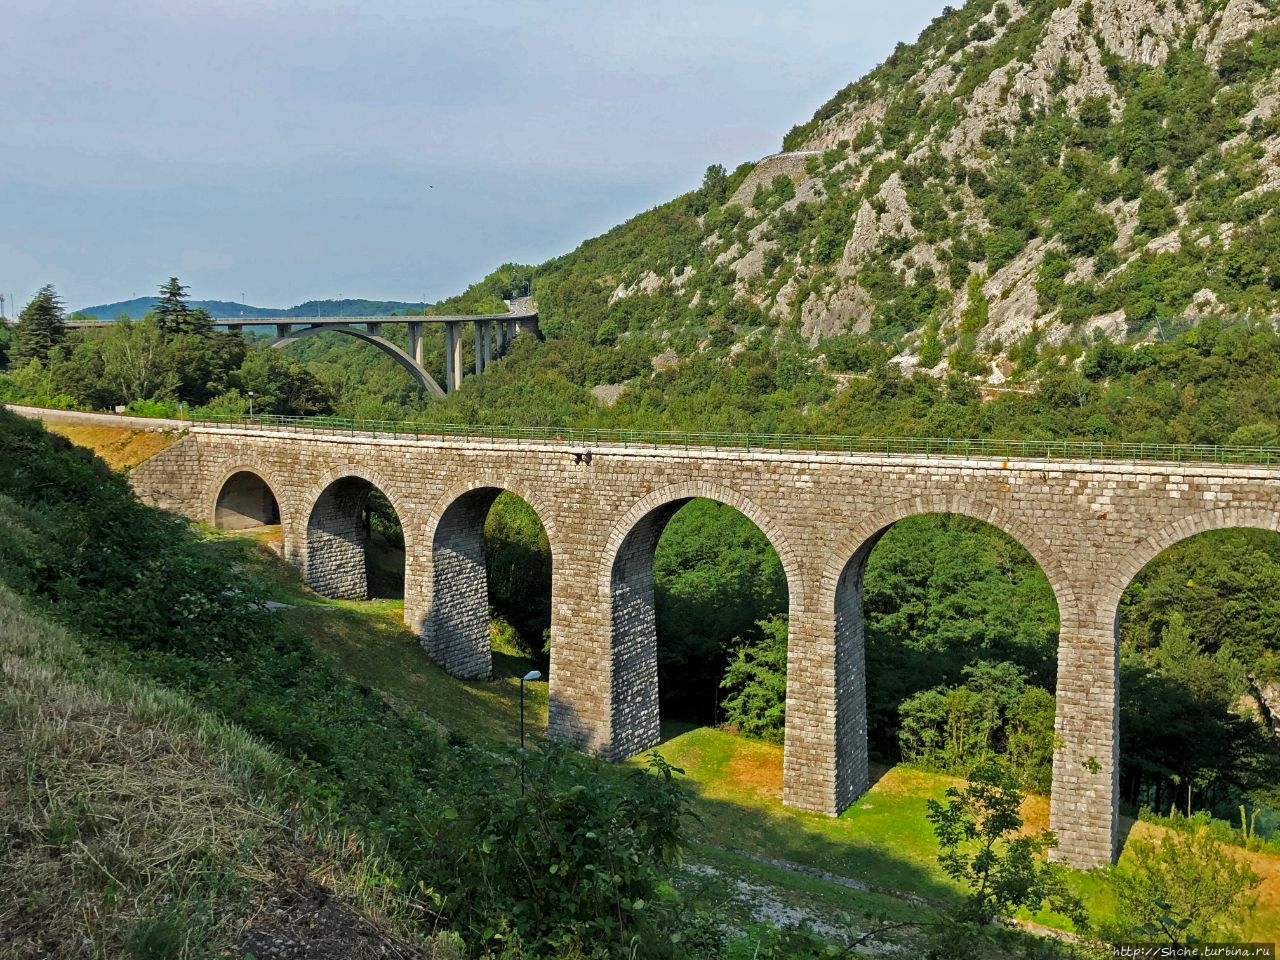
<box><xmin>127</xmin><ymin>421</ymin><xmax>1280</xmax><ymax>869</ymax></box>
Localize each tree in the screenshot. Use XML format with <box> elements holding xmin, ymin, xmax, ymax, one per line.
<box><xmin>689</xmin><ymin>164</ymin><xmax>729</xmax><ymax>215</ymax></box>
<box><xmin>10</xmin><ymin>285</ymin><xmax>67</xmax><ymax>366</ymax></box>
<box><xmin>233</xmin><ymin>347</ymin><xmax>332</xmax><ymax>416</ymax></box>
<box><xmin>1103</xmin><ymin>829</ymin><xmax>1260</xmax><ymax>944</ymax></box>
<box><xmin>153</xmin><ymin>277</ymin><xmax>212</xmax><ymax>336</ymax></box>
<box><xmin>926</xmin><ymin>759</ymin><xmax>1083</xmax><ymax>925</ymax></box>
<box><xmin>720</xmin><ymin>615</ymin><xmax>789</xmax><ymax>742</ymax></box>
<box><xmin>899</xmin><ymin>661</ymin><xmax>1057</xmax><ymax>791</ymax></box>
<box><xmin>100</xmin><ymin>318</ymin><xmax>175</xmax><ymax>403</ymax></box>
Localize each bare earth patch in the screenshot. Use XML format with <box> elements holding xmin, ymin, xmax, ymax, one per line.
<box><xmin>43</xmin><ymin>423</ymin><xmax>182</xmax><ymax>470</ymax></box>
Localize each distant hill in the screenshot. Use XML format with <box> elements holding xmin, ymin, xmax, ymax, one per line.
<box><xmin>70</xmin><ymin>297</ymin><xmax>431</xmax><ymax>320</ymax></box>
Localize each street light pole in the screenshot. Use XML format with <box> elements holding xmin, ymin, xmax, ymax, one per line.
<box><xmin>520</xmin><ymin>669</ymin><xmax>541</xmax><ymax>796</ymax></box>
<box><xmin>247</xmin><ymin>391</ymin><xmax>254</xmax><ymax>419</ymax></box>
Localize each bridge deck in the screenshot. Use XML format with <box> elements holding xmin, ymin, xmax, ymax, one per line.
<box><xmin>65</xmin><ymin>307</ymin><xmax>536</xmax><ymax>329</ymax></box>
<box><xmin>185</xmin><ymin>414</ymin><xmax>1280</xmax><ymax>467</ymax></box>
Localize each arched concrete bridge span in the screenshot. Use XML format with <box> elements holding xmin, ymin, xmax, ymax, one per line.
<box><xmin>273</xmin><ymin>324</ymin><xmax>447</xmax><ymax>396</ymax></box>
<box><xmin>128</xmin><ymin>421</ymin><xmax>1280</xmax><ymax>870</ymax></box>
<box><xmin>65</xmin><ymin>299</ymin><xmax>539</xmax><ymax>395</ymax></box>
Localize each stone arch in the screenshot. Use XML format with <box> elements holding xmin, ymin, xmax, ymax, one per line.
<box><xmin>1048</xmin><ymin>504</ymin><xmax>1280</xmax><ymax>867</ymax></box>
<box><xmin>597</xmin><ymin>481</ymin><xmax>800</xmax><ymax>761</ymax></box>
<box><xmin>819</xmin><ymin>492</ymin><xmax>1076</xmax><ymax>619</ymax></box>
<box><xmin>418</xmin><ymin>477</ymin><xmax>559</xmax><ymax>680</ymax></box>
<box><xmin>301</xmin><ymin>466</ymin><xmax>414</xmax><ymax>602</ymax></box>
<box><xmin>1097</xmin><ymin>504</ymin><xmax>1280</xmax><ymax>630</ymax></box>
<box><xmin>812</xmin><ymin>493</ymin><xmax>1073</xmax><ymax>818</ymax></box>
<box><xmin>209</xmin><ymin>463</ymin><xmax>286</xmax><ymax>530</ymax></box>
<box><xmin>597</xmin><ymin>481</ymin><xmax>802</xmax><ymax>605</ymax></box>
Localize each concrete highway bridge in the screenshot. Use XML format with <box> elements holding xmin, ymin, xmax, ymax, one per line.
<box><xmin>65</xmin><ymin>300</ymin><xmax>539</xmax><ymax>396</ymax></box>
<box><xmin>118</xmin><ymin>415</ymin><xmax>1280</xmax><ymax>870</ymax></box>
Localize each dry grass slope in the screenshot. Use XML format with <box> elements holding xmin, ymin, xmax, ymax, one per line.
<box><xmin>0</xmin><ymin>583</ymin><xmax>448</xmax><ymax>960</ymax></box>
<box><xmin>41</xmin><ymin>423</ymin><xmax>183</xmax><ymax>471</ymax></box>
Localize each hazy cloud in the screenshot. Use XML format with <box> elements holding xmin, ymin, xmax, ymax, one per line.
<box><xmin>1</xmin><ymin>0</ymin><xmax>943</xmax><ymax>309</ymax></box>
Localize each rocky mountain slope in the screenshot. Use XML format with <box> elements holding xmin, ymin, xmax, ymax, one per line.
<box><xmin>517</xmin><ymin>0</ymin><xmax>1279</xmax><ymax>379</ymax></box>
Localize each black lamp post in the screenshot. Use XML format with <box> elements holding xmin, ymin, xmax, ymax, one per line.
<box><xmin>520</xmin><ymin>669</ymin><xmax>541</xmax><ymax>795</ymax></box>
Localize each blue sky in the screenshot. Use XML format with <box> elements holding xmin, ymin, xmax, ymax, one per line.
<box><xmin>1</xmin><ymin>1</ymin><xmax>943</xmax><ymax>311</ymax></box>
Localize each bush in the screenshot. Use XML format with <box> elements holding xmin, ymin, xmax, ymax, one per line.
<box><xmin>1101</xmin><ymin>829</ymin><xmax>1260</xmax><ymax>944</ymax></box>
<box><xmin>720</xmin><ymin>616</ymin><xmax>788</xmax><ymax>742</ymax></box>
<box><xmin>926</xmin><ymin>760</ymin><xmax>1083</xmax><ymax>925</ymax></box>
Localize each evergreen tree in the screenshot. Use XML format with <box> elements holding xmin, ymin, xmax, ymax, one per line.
<box><xmin>153</xmin><ymin>277</ymin><xmax>212</xmax><ymax>336</ymax></box>
<box><xmin>10</xmin><ymin>285</ymin><xmax>66</xmax><ymax>366</ymax></box>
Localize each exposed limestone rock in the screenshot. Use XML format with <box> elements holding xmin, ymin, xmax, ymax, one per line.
<box><xmin>918</xmin><ymin>60</ymin><xmax>961</xmax><ymax>100</ymax></box>
<box><xmin>1248</xmin><ymin>673</ymin><xmax>1280</xmax><ymax>736</ymax></box>
<box><xmin>1242</xmin><ymin>137</ymin><xmax>1280</xmax><ymax>196</ymax></box>
<box><xmin>1065</xmin><ymin>256</ymin><xmax>1098</xmax><ymax>284</ymax></box>
<box><xmin>1107</xmin><ymin>197</ymin><xmax>1141</xmax><ymax>251</ymax></box>
<box><xmin>1146</xmin><ymin>229</ymin><xmax>1183</xmax><ymax>255</ymax></box>
<box><xmin>715</xmin><ymin>242</ymin><xmax>743</xmax><ymax>269</ymax></box>
<box><xmin>771</xmin><ymin>273</ymin><xmax>804</xmax><ymax>321</ymax></box>
<box><xmin>728</xmin><ymin>152</ymin><xmax>821</xmax><ymax>207</ymax></box>
<box><xmin>609</xmin><ymin>270</ymin><xmax>664</xmax><ymax>303</ymax></box>
<box><xmin>983</xmin><ymin>238</ymin><xmax>1051</xmax><ymax>345</ymax></box>
<box><xmin>878</xmin><ymin>172</ymin><xmax>915</xmax><ymax>238</ymax></box>
<box><xmin>1242</xmin><ymin>77</ymin><xmax>1279</xmax><ymax>126</ymax></box>
<box><xmin>897</xmin><ymin>244</ymin><xmax>944</xmax><ymax>284</ymax></box>
<box><xmin>591</xmin><ymin>384</ymin><xmax>626</xmax><ymax>406</ymax></box>
<box><xmin>733</xmin><ymin>241</ymin><xmax>776</xmax><ymax>281</ymax></box>
<box><xmin>1200</xmin><ymin>0</ymin><xmax>1273</xmax><ymax>65</ymax></box>
<box><xmin>650</xmin><ymin>349</ymin><xmax>678</xmax><ymax>371</ymax></box>
<box><xmin>1094</xmin><ymin>0</ymin><xmax>1205</xmax><ymax>65</ymax></box>
<box><xmin>799</xmin><ymin>284</ymin><xmax>875</xmax><ymax>341</ymax></box>
<box><xmin>1185</xmin><ymin>287</ymin><xmax>1224</xmax><ymax>316</ymax></box>
<box><xmin>805</xmin><ymin>100</ymin><xmax>888</xmax><ymax>152</ymax></box>
<box><xmin>1084</xmin><ymin>308</ymin><xmax>1129</xmax><ymax>341</ymax></box>
<box><xmin>945</xmin><ymin>4</ymin><xmax>1119</xmax><ymax>159</ymax></box>
<box><xmin>838</xmin><ymin>201</ymin><xmax>881</xmax><ymax>277</ymax></box>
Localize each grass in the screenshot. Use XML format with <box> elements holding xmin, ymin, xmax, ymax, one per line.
<box><xmin>236</xmin><ymin>529</ymin><xmax>1280</xmax><ymax>944</ymax></box>
<box><xmin>0</xmin><ymin>574</ymin><xmax>443</xmax><ymax>959</ymax></box>
<box><xmin>657</xmin><ymin>728</ymin><xmax>961</xmax><ymax>898</ymax></box>
<box><xmin>222</xmin><ymin>536</ymin><xmax>963</xmax><ymax>937</ymax></box>
<box><xmin>208</xmin><ymin>530</ymin><xmax>550</xmax><ymax>746</ymax></box>
<box><xmin>125</xmin><ymin>526</ymin><xmax>1280</xmax><ymax>946</ymax></box>
<box><xmin>0</xmin><ymin>579</ymin><xmax>267</xmax><ymax>957</ymax></box>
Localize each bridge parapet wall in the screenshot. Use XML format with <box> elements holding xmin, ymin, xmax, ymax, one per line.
<box><xmin>124</xmin><ymin>424</ymin><xmax>1280</xmax><ymax>870</ymax></box>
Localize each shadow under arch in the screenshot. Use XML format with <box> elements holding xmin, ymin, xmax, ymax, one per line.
<box><xmin>817</xmin><ymin>493</ymin><xmax>1073</xmax><ymax>815</ymax></box>
<box><xmin>301</xmin><ymin>466</ymin><xmax>412</xmax><ymax>603</ymax></box>
<box><xmin>596</xmin><ymin>481</ymin><xmax>801</xmax><ymax>762</ymax></box>
<box><xmin>419</xmin><ymin>478</ymin><xmax>559</xmax><ymax>681</ymax></box>
<box><xmin>210</xmin><ymin>465</ymin><xmax>284</xmax><ymax>531</ymax></box>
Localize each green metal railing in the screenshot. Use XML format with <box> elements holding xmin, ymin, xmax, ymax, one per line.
<box><xmin>188</xmin><ymin>413</ymin><xmax>1280</xmax><ymax>466</ymax></box>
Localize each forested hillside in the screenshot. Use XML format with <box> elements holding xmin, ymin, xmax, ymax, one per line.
<box><xmin>508</xmin><ymin>0</ymin><xmax>1280</xmax><ymax>373</ymax></box>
